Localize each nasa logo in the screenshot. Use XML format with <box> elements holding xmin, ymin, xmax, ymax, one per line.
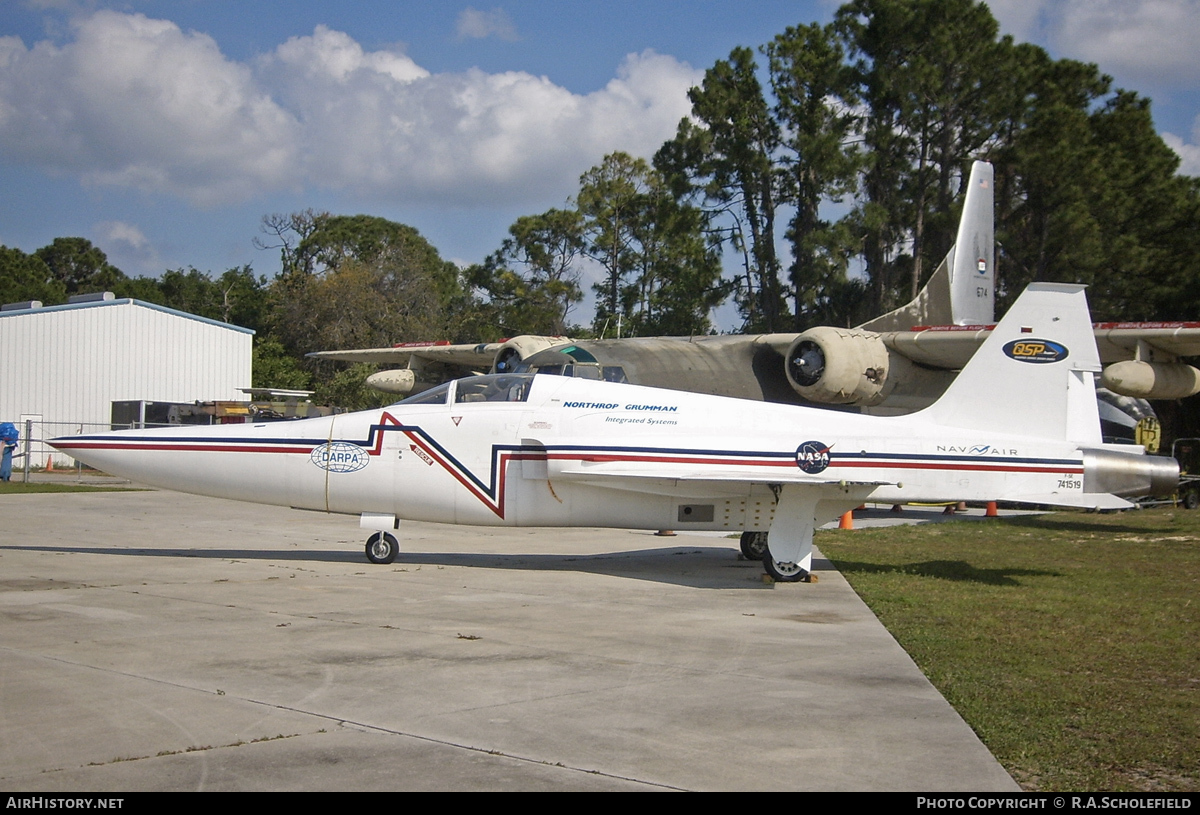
<box><xmin>310</xmin><ymin>442</ymin><xmax>370</xmax><ymax>473</ymax></box>
<box><xmin>795</xmin><ymin>440</ymin><xmax>832</xmax><ymax>474</ymax></box>
<box><xmin>1002</xmin><ymin>339</ymin><xmax>1068</xmax><ymax>364</ymax></box>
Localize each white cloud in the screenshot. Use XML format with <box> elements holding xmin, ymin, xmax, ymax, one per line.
<box><xmin>95</xmin><ymin>219</ymin><xmax>160</xmax><ymax>272</ymax></box>
<box><xmin>98</xmin><ymin>220</ymin><xmax>149</xmax><ymax>250</ymax></box>
<box><xmin>0</xmin><ymin>11</ymin><xmax>699</xmax><ymax>208</ymax></box>
<box><xmin>260</xmin><ymin>43</ymin><xmax>697</xmax><ymax>205</ymax></box>
<box><xmin>0</xmin><ymin>11</ymin><xmax>299</xmax><ymax>206</ymax></box>
<box><xmin>988</xmin><ymin>0</ymin><xmax>1200</xmax><ymax>88</ymax></box>
<box><xmin>1052</xmin><ymin>0</ymin><xmax>1200</xmax><ymax>86</ymax></box>
<box><xmin>271</xmin><ymin>24</ymin><xmax>428</xmax><ymax>84</ymax></box>
<box><xmin>456</xmin><ymin>7</ymin><xmax>519</xmax><ymax>41</ymax></box>
<box><xmin>1162</xmin><ymin>115</ymin><xmax>1200</xmax><ymax>176</ymax></box>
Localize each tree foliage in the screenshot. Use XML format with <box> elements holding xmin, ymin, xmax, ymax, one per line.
<box><xmin>467</xmin><ymin>208</ymin><xmax>585</xmax><ymax>337</ymax></box>
<box><xmin>576</xmin><ymin>152</ymin><xmax>727</xmax><ymax>337</ymax></box>
<box><xmin>997</xmin><ymin>86</ymin><xmax>1200</xmax><ymax>321</ymax></box>
<box><xmin>656</xmin><ymin>48</ymin><xmax>788</xmax><ymax>331</ymax></box>
<box><xmin>263</xmin><ymin>212</ymin><xmax>465</xmax><ymax>357</ymax></box>
<box><xmin>766</xmin><ymin>22</ymin><xmax>861</xmax><ymax>327</ymax></box>
<box><xmin>35</xmin><ymin>237</ymin><xmax>126</xmax><ymax>296</ymax></box>
<box><xmin>468</xmin><ymin>152</ymin><xmax>728</xmax><ymax>339</ymax></box>
<box><xmin>0</xmin><ymin>246</ymin><xmax>63</xmax><ymax>305</ymax></box>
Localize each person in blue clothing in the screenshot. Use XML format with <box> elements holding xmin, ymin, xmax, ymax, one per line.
<box><xmin>0</xmin><ymin>422</ymin><xmax>18</xmax><ymax>482</ymax></box>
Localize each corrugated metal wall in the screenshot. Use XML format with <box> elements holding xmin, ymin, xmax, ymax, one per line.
<box><xmin>0</xmin><ymin>299</ymin><xmax>253</xmax><ymax>463</ymax></box>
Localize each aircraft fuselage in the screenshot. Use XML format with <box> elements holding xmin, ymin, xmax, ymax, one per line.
<box><xmin>54</xmin><ymin>373</ymin><xmax>1113</xmax><ymax>533</ymax></box>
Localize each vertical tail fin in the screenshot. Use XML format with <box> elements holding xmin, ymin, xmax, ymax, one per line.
<box><xmin>921</xmin><ymin>283</ymin><xmax>1102</xmax><ymax>444</ymax></box>
<box><xmin>947</xmin><ymin>160</ymin><xmax>995</xmax><ymax>326</ymax></box>
<box><xmin>859</xmin><ymin>160</ymin><xmax>994</xmax><ymax>332</ymax></box>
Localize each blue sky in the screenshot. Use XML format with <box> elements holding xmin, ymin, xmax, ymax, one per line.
<box><xmin>2</xmin><ymin>0</ymin><xmax>1198</xmax><ymax>322</ymax></box>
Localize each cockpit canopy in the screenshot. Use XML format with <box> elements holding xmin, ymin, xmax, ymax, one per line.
<box><xmin>392</xmin><ymin>374</ymin><xmax>535</xmax><ymax>406</ymax></box>
<box><xmin>514</xmin><ymin>344</ymin><xmax>627</xmax><ymax>383</ymax></box>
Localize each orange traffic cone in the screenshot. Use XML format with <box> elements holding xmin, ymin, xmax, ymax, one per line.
<box><xmin>45</xmin><ymin>455</ymin><xmax>54</xmax><ymax>472</ymax></box>
<box><xmin>985</xmin><ymin>501</ymin><xmax>998</xmax><ymax>517</ymax></box>
<box><xmin>839</xmin><ymin>511</ymin><xmax>854</xmax><ymax>530</ymax></box>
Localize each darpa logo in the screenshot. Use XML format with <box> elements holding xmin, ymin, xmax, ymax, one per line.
<box><xmin>1002</xmin><ymin>338</ymin><xmax>1068</xmax><ymax>364</ymax></box>
<box><xmin>310</xmin><ymin>442</ymin><xmax>370</xmax><ymax>473</ymax></box>
<box><xmin>795</xmin><ymin>440</ymin><xmax>832</xmax><ymax>474</ymax></box>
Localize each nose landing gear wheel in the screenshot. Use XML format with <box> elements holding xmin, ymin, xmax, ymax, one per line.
<box><xmin>365</xmin><ymin>531</ymin><xmax>399</xmax><ymax>564</ymax></box>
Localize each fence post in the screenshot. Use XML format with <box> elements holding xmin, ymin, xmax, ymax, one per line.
<box><xmin>23</xmin><ymin>418</ymin><xmax>32</xmax><ymax>483</ymax></box>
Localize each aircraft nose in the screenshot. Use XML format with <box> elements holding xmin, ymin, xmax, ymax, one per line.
<box><xmin>47</xmin><ymin>432</ymin><xmax>129</xmax><ymax>477</ymax></box>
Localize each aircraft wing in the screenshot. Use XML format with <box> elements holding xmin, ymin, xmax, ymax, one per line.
<box><xmin>880</xmin><ymin>326</ymin><xmax>992</xmax><ymax>368</ymax></box>
<box><xmin>1092</xmin><ymin>323</ymin><xmax>1200</xmax><ymax>361</ymax></box>
<box><xmin>307</xmin><ymin>341</ymin><xmax>507</xmax><ymax>368</ymax></box>
<box><xmin>880</xmin><ymin>322</ymin><xmax>1200</xmax><ymax>370</ymax></box>
<box><xmin>549</xmin><ymin>456</ymin><xmax>892</xmax><ymax>491</ymax></box>
<box><xmin>554</xmin><ymin>468</ymin><xmax>886</xmax><ymax>504</ymax></box>
<box><xmin>558</xmin><ymin>468</ymin><xmax>1134</xmax><ymax>511</ymax></box>
<box><xmin>310</xmin><ymin>324</ymin><xmax>1200</xmax><ymax>372</ymax></box>
<box><xmin>555</xmin><ymin>466</ymin><xmax>891</xmax><ymax>487</ymax></box>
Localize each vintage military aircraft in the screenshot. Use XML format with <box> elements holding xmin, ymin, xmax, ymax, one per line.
<box><xmin>311</xmin><ymin>161</ymin><xmax>1200</xmax><ymax>410</ymax></box>
<box><xmin>50</xmin><ymin>283</ymin><xmax>1177</xmax><ymax>581</ymax></box>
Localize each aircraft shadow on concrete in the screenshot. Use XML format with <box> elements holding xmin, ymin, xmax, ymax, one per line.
<box><xmin>0</xmin><ymin>543</ymin><xmax>824</xmax><ymax>590</ymax></box>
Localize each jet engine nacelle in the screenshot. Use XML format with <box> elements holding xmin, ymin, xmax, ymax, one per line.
<box><xmin>491</xmin><ymin>335</ymin><xmax>570</xmax><ymax>374</ymax></box>
<box><xmin>1099</xmin><ymin>360</ymin><xmax>1200</xmax><ymax>400</ymax></box>
<box><xmin>785</xmin><ymin>327</ymin><xmax>891</xmax><ymax>406</ymax></box>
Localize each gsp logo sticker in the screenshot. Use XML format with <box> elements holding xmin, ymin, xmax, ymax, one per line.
<box><xmin>1002</xmin><ymin>339</ymin><xmax>1068</xmax><ymax>364</ymax></box>
<box><xmin>795</xmin><ymin>441</ymin><xmax>832</xmax><ymax>474</ymax></box>
<box><xmin>310</xmin><ymin>442</ymin><xmax>370</xmax><ymax>473</ymax></box>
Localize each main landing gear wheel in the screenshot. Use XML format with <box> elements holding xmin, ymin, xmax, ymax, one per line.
<box><xmin>739</xmin><ymin>531</ymin><xmax>769</xmax><ymax>561</ymax></box>
<box><xmin>365</xmin><ymin>531</ymin><xmax>399</xmax><ymax>564</ymax></box>
<box><xmin>762</xmin><ymin>545</ymin><xmax>808</xmax><ymax>583</ymax></box>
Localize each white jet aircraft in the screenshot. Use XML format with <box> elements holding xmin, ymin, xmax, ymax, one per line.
<box><xmin>51</xmin><ymin>284</ymin><xmax>1177</xmax><ymax>582</ymax></box>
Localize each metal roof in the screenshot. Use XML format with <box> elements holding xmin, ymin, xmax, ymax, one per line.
<box><xmin>0</xmin><ymin>297</ymin><xmax>255</xmax><ymax>335</ymax></box>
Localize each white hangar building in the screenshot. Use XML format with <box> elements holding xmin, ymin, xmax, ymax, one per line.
<box><xmin>0</xmin><ymin>294</ymin><xmax>253</xmax><ymax>465</ymax></box>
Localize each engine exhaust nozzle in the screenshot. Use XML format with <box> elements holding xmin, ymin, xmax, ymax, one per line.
<box><xmin>1083</xmin><ymin>448</ymin><xmax>1179</xmax><ymax>499</ymax></box>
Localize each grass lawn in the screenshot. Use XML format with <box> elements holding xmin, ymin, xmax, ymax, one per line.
<box><xmin>0</xmin><ymin>481</ymin><xmax>136</xmax><ymax>494</ymax></box>
<box><xmin>816</xmin><ymin>508</ymin><xmax>1199</xmax><ymax>792</ymax></box>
